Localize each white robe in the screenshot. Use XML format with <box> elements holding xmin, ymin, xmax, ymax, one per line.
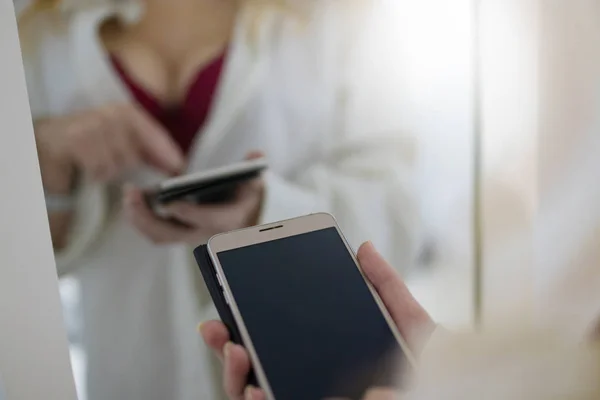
<box><xmin>20</xmin><ymin>1</ymin><xmax>476</xmax><ymax>399</ymax></box>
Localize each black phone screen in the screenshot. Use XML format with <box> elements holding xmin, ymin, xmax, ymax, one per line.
<box><xmin>217</xmin><ymin>227</ymin><xmax>408</xmax><ymax>400</ymax></box>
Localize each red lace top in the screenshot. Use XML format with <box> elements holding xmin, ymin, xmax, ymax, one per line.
<box><xmin>110</xmin><ymin>52</ymin><xmax>227</xmax><ymax>154</ymax></box>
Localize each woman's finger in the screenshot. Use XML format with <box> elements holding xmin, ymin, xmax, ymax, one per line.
<box><xmin>245</xmin><ymin>150</ymin><xmax>265</xmax><ymax>161</ymax></box>
<box><xmin>99</xmin><ymin>105</ymin><xmax>138</xmax><ymax>172</ymax></box>
<box><xmin>199</xmin><ymin>321</ymin><xmax>230</xmax><ymax>360</ymax></box>
<box><xmin>123</xmin><ymin>186</ymin><xmax>191</xmax><ymax>244</ymax></box>
<box><xmin>166</xmin><ymin>201</ymin><xmax>239</xmax><ymax>229</ymax></box>
<box><xmin>125</xmin><ymin>105</ymin><xmax>185</xmax><ymax>175</ymax></box>
<box><xmin>88</xmin><ymin>115</ymin><xmax>122</xmax><ymax>181</ymax></box>
<box><xmin>163</xmin><ymin>201</ymin><xmax>211</xmax><ymax>228</ymax></box>
<box><xmin>357</xmin><ymin>242</ymin><xmax>434</xmax><ymax>354</ymax></box>
<box><xmin>73</xmin><ymin>122</ymin><xmax>115</xmax><ymax>182</ymax></box>
<box><xmin>357</xmin><ymin>242</ymin><xmax>424</xmax><ymax>323</ymax></box>
<box><xmin>223</xmin><ymin>342</ymin><xmax>252</xmax><ymax>399</ymax></box>
<box><xmin>108</xmin><ymin>119</ymin><xmax>141</xmax><ymax>171</ymax></box>
<box><xmin>237</xmin><ymin>177</ymin><xmax>264</xmax><ymax>202</ymax></box>
<box><xmin>164</xmin><ymin>178</ymin><xmax>262</xmax><ymax>230</ymax></box>
<box><xmin>96</xmin><ymin>124</ymin><xmax>125</xmax><ymax>180</ymax></box>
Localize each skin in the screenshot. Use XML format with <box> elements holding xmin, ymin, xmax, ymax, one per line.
<box><xmin>36</xmin><ymin>103</ymin><xmax>184</xmax><ymax>248</ymax></box>
<box><xmin>199</xmin><ymin>242</ymin><xmax>436</xmax><ymax>400</ymax></box>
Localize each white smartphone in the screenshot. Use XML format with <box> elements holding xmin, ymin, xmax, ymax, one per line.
<box><xmin>207</xmin><ymin>213</ymin><xmax>415</xmax><ymax>400</ymax></box>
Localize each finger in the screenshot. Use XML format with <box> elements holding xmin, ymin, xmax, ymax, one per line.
<box><xmin>101</xmin><ymin>106</ymin><xmax>141</xmax><ymax>171</ymax></box>
<box><xmin>125</xmin><ymin>105</ymin><xmax>184</xmax><ymax>175</ymax></box>
<box><xmin>96</xmin><ymin>124</ymin><xmax>128</xmax><ymax>180</ymax></box>
<box><xmin>89</xmin><ymin>134</ymin><xmax>118</xmax><ymax>182</ymax></box>
<box><xmin>162</xmin><ymin>201</ymin><xmax>211</xmax><ymax>228</ymax></box>
<box><xmin>357</xmin><ymin>241</ymin><xmax>419</xmax><ymax>318</ymax></box>
<box><xmin>244</xmin><ymin>385</ymin><xmax>266</xmax><ymax>400</ymax></box>
<box><xmin>108</xmin><ymin>120</ymin><xmax>141</xmax><ymax>171</ymax></box>
<box><xmin>71</xmin><ymin>121</ymin><xmax>115</xmax><ymax>182</ymax></box>
<box><xmin>245</xmin><ymin>151</ymin><xmax>265</xmax><ymax>161</ymax></box>
<box><xmin>164</xmin><ymin>200</ymin><xmax>243</xmax><ymax>232</ymax></box>
<box><xmin>164</xmin><ymin>176</ymin><xmax>262</xmax><ymax>223</ymax></box>
<box><xmin>123</xmin><ymin>185</ymin><xmax>191</xmax><ymax>244</ymax></box>
<box><xmin>199</xmin><ymin>321</ymin><xmax>230</xmax><ymax>360</ymax></box>
<box><xmin>223</xmin><ymin>342</ymin><xmax>251</xmax><ymax>399</ymax></box>
<box><xmin>241</xmin><ymin>152</ymin><xmax>266</xmax><ymax>196</ymax></box>
<box><xmin>84</xmin><ymin>116</ymin><xmax>121</xmax><ymax>180</ymax></box>
<box><xmin>237</xmin><ymin>177</ymin><xmax>264</xmax><ymax>199</ymax></box>
<box><xmin>357</xmin><ymin>242</ymin><xmax>434</xmax><ymax>353</ymax></box>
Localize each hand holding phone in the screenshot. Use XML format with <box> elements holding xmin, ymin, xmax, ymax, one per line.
<box><xmin>124</xmin><ymin>162</ymin><xmax>265</xmax><ymax>245</ymax></box>
<box><xmin>197</xmin><ymin>215</ymin><xmax>435</xmax><ymax>400</ymax></box>
<box><xmin>145</xmin><ymin>158</ymin><xmax>267</xmax><ymax>209</ymax></box>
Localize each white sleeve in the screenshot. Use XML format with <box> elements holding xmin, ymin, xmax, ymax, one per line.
<box><xmin>258</xmin><ymin>1</ymin><xmax>423</xmax><ymax>272</ymax></box>
<box><xmin>21</xmin><ymin>13</ymin><xmax>109</xmax><ymax>276</ymax></box>
<box><xmin>53</xmin><ymin>178</ymin><xmax>109</xmax><ymax>276</ymax></box>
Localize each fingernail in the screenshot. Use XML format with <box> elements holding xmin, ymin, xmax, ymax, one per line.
<box><xmin>245</xmin><ymin>385</ymin><xmax>257</xmax><ymax>400</ymax></box>
<box><xmin>359</xmin><ymin>240</ymin><xmax>373</xmax><ymax>251</ymax></box>
<box><xmin>197</xmin><ymin>322</ymin><xmax>205</xmax><ymax>333</ymax></box>
<box><xmin>363</xmin><ymin>241</ymin><xmax>375</xmax><ymax>252</ymax></box>
<box><xmin>246</xmin><ymin>151</ymin><xmax>264</xmax><ymax>160</ymax></box>
<box><xmin>223</xmin><ymin>342</ymin><xmax>233</xmax><ymax>358</ymax></box>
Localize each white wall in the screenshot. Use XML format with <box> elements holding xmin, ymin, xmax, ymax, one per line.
<box><xmin>0</xmin><ymin>1</ymin><xmax>78</xmax><ymax>398</ymax></box>
<box><xmin>386</xmin><ymin>0</ymin><xmax>476</xmax><ymax>330</ymax></box>
<box><xmin>479</xmin><ymin>0</ymin><xmax>539</xmax><ymax>327</ymax></box>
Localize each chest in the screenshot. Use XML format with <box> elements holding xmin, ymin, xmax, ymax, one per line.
<box><xmin>101</xmin><ymin>15</ymin><xmax>235</xmax><ymax>105</ymax></box>
<box><xmin>41</xmin><ymin>49</ymin><xmax>336</xmax><ymax>184</ymax></box>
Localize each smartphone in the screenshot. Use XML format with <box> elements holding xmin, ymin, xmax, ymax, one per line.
<box><xmin>145</xmin><ymin>158</ymin><xmax>267</xmax><ymax>209</ymax></box>
<box><xmin>207</xmin><ymin>213</ymin><xmax>415</xmax><ymax>400</ymax></box>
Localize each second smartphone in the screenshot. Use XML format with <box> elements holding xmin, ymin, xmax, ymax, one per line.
<box><xmin>203</xmin><ymin>213</ymin><xmax>415</xmax><ymax>400</ymax></box>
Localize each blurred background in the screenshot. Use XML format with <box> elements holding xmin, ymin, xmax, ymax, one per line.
<box><xmin>13</xmin><ymin>0</ymin><xmax>600</xmax><ymax>399</ymax></box>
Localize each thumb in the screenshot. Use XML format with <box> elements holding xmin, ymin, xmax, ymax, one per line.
<box><xmin>127</xmin><ymin>106</ymin><xmax>185</xmax><ymax>175</ymax></box>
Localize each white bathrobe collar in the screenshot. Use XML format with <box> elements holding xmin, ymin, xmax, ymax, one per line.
<box><xmin>68</xmin><ymin>2</ymin><xmax>270</xmax><ymax>170</ymax></box>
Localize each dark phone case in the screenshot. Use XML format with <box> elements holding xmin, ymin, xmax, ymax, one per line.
<box><xmin>155</xmin><ymin>169</ymin><xmax>264</xmax><ymax>205</ymax></box>
<box><xmin>193</xmin><ymin>245</ymin><xmax>258</xmax><ymax>387</ymax></box>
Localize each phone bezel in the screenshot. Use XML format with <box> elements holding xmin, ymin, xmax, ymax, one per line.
<box><xmin>207</xmin><ymin>212</ymin><xmax>415</xmax><ymax>399</ymax></box>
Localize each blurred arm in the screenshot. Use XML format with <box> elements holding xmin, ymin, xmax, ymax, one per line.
<box><xmin>22</xmin><ymin>13</ymin><xmax>109</xmax><ymax>275</ymax></box>
<box><xmin>34</xmin><ymin>118</ymin><xmax>77</xmax><ymax>250</ymax></box>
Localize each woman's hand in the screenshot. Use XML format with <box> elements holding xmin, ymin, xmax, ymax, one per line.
<box><xmin>199</xmin><ymin>242</ymin><xmax>436</xmax><ymax>400</ymax></box>
<box><xmin>35</xmin><ymin>103</ymin><xmax>184</xmax><ymax>183</ymax></box>
<box><xmin>123</xmin><ymin>177</ymin><xmax>264</xmax><ymax>245</ymax></box>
